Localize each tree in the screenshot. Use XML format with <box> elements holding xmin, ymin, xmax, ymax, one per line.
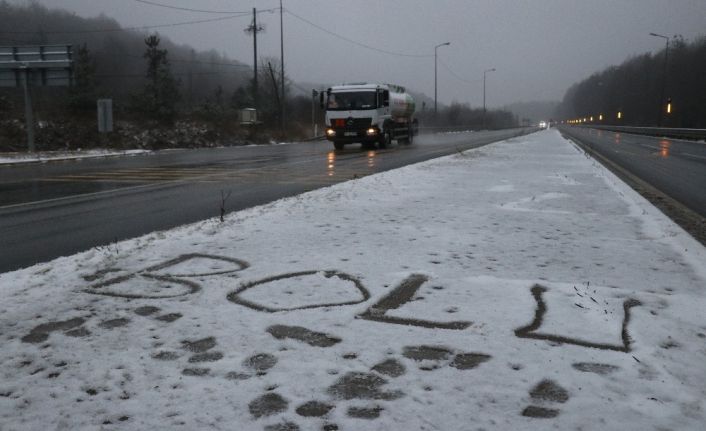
<box><xmin>68</xmin><ymin>44</ymin><xmax>97</xmax><ymax>113</ymax></box>
<box><xmin>555</xmin><ymin>36</ymin><xmax>706</xmax><ymax>128</ymax></box>
<box><xmin>134</xmin><ymin>33</ymin><xmax>181</xmax><ymax>123</ymax></box>
<box><xmin>214</xmin><ymin>85</ymin><xmax>225</xmax><ymax>111</ymax></box>
<box><xmin>255</xmin><ymin>57</ymin><xmax>289</xmax><ymax>128</ymax></box>
<box><xmin>231</xmin><ymin>86</ymin><xmax>250</xmax><ymax>110</ymax></box>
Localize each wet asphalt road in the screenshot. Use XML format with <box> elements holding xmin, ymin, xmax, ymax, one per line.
<box><xmin>0</xmin><ymin>129</ymin><xmax>534</xmax><ymax>272</ymax></box>
<box><xmin>558</xmin><ymin>126</ymin><xmax>706</xmax><ymax>219</ymax></box>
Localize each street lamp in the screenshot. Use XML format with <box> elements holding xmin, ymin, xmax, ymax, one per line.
<box><xmin>483</xmin><ymin>68</ymin><xmax>496</xmax><ymax>129</ymax></box>
<box><xmin>434</xmin><ymin>42</ymin><xmax>451</xmax><ymax>118</ymax></box>
<box><xmin>649</xmin><ymin>32</ymin><xmax>670</xmax><ymax>127</ymax></box>
<box><xmin>311</xmin><ymin>89</ymin><xmax>319</xmax><ymax>138</ymax></box>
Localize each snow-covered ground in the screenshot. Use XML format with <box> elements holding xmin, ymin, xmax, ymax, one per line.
<box><xmin>1</xmin><ymin>129</ymin><xmax>705</xmax><ymax>430</ymax></box>
<box><xmin>0</xmin><ymin>149</ymin><xmax>151</xmax><ymax>165</ymax></box>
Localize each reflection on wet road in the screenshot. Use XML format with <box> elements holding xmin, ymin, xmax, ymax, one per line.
<box><xmin>558</xmin><ymin>126</ymin><xmax>706</xmax><ymax>218</ymax></box>
<box><xmin>327</xmin><ymin>151</ymin><xmax>335</xmax><ymax>177</ymax></box>
<box><xmin>659</xmin><ymin>140</ymin><xmax>670</xmax><ymax>158</ymax></box>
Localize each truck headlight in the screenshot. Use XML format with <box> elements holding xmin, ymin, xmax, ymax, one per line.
<box><xmin>366</xmin><ymin>128</ymin><xmax>377</xmax><ymax>136</ymax></box>
<box><xmin>326</xmin><ymin>128</ymin><xmax>336</xmax><ymax>137</ymax></box>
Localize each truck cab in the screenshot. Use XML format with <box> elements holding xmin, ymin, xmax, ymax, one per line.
<box><xmin>321</xmin><ymin>83</ymin><xmax>417</xmax><ymax>150</ymax></box>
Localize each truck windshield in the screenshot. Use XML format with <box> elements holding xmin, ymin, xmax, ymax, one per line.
<box><xmin>327</xmin><ymin>91</ymin><xmax>377</xmax><ymax>110</ymax></box>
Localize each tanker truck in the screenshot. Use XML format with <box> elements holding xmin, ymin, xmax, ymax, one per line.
<box><xmin>320</xmin><ymin>83</ymin><xmax>418</xmax><ymax>150</ymax></box>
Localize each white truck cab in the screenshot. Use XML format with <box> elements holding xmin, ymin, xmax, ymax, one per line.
<box><xmin>321</xmin><ymin>83</ymin><xmax>418</xmax><ymax>150</ymax></box>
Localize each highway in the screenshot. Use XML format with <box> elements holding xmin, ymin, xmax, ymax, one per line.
<box><xmin>0</xmin><ymin>129</ymin><xmax>534</xmax><ymax>272</ymax></box>
<box><xmin>559</xmin><ymin>126</ymin><xmax>706</xmax><ymax>237</ymax></box>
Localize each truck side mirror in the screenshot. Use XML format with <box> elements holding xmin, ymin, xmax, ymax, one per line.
<box><xmin>382</xmin><ymin>90</ymin><xmax>390</xmax><ymax>107</ymax></box>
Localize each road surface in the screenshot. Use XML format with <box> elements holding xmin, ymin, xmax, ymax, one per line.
<box><xmin>0</xmin><ymin>129</ymin><xmax>534</xmax><ymax>272</ymax></box>
<box><xmin>558</xmin><ymin>126</ymin><xmax>706</xmax><ymax>218</ymax></box>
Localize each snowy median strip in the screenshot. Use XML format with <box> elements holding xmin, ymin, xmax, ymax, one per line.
<box><xmin>1</xmin><ymin>129</ymin><xmax>705</xmax><ymax>430</ymax></box>
<box><xmin>0</xmin><ymin>149</ymin><xmax>151</xmax><ymax>165</ymax></box>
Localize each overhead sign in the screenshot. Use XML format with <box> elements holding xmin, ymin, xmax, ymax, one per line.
<box><xmin>0</xmin><ymin>45</ymin><xmax>73</xmax><ymax>88</ymax></box>
<box><xmin>0</xmin><ymin>45</ymin><xmax>73</xmax><ymax>152</ymax></box>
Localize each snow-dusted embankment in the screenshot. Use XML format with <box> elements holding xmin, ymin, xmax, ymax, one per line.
<box><xmin>1</xmin><ymin>129</ymin><xmax>704</xmax><ymax>430</ymax></box>
<box><xmin>0</xmin><ymin>149</ymin><xmax>151</xmax><ymax>165</ymax></box>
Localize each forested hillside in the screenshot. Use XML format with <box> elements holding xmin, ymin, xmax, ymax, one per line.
<box><xmin>0</xmin><ymin>1</ymin><xmax>301</xmax><ymax>150</ymax></box>
<box><xmin>0</xmin><ymin>1</ymin><xmax>251</xmax><ymax>113</ymax></box>
<box><xmin>0</xmin><ymin>2</ymin><xmax>519</xmax><ymax>151</ymax></box>
<box><xmin>556</xmin><ymin>35</ymin><xmax>706</xmax><ymax>128</ymax></box>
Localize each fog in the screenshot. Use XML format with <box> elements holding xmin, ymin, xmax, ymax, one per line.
<box><xmin>7</xmin><ymin>0</ymin><xmax>706</xmax><ymax>107</ymax></box>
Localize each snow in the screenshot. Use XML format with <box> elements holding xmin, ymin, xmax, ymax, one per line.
<box><xmin>0</xmin><ymin>149</ymin><xmax>150</xmax><ymax>165</ymax></box>
<box><xmin>1</xmin><ymin>129</ymin><xmax>705</xmax><ymax>430</ymax></box>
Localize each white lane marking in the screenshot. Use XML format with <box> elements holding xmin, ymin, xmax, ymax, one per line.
<box><xmin>682</xmin><ymin>153</ymin><xmax>706</xmax><ymax>161</ymax></box>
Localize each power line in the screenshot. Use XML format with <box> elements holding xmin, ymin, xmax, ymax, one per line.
<box><xmin>288</xmin><ymin>79</ymin><xmax>317</xmax><ymax>96</ymax></box>
<box><xmin>133</xmin><ymin>0</ymin><xmax>246</xmax><ymax>14</ymax></box>
<box><xmin>95</xmin><ymin>70</ymin><xmax>244</xmax><ymax>79</ymax></box>
<box><xmin>284</xmin><ymin>9</ymin><xmax>432</xmax><ymax>58</ymax></box>
<box><xmin>438</xmin><ymin>58</ymin><xmax>483</xmax><ymax>85</ymax></box>
<box><xmin>133</xmin><ymin>1</ymin><xmax>279</xmax><ymax>15</ymax></box>
<box><xmin>170</xmin><ymin>58</ymin><xmax>250</xmax><ymax>68</ymax></box>
<box><xmin>123</xmin><ymin>52</ymin><xmax>251</xmax><ymax>69</ymax></box>
<box><xmin>0</xmin><ymin>13</ymin><xmax>251</xmax><ymax>35</ymax></box>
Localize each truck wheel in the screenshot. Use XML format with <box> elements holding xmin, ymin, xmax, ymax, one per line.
<box><xmin>399</xmin><ymin>126</ymin><xmax>412</xmax><ymax>145</ymax></box>
<box><xmin>379</xmin><ymin>130</ymin><xmax>392</xmax><ymax>149</ymax></box>
<box><xmin>333</xmin><ymin>141</ymin><xmax>344</xmax><ymax>150</ymax></box>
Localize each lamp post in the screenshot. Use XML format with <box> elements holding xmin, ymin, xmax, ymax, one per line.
<box><xmin>483</xmin><ymin>68</ymin><xmax>496</xmax><ymax>129</ymax></box>
<box><xmin>649</xmin><ymin>32</ymin><xmax>670</xmax><ymax>127</ymax></box>
<box><xmin>434</xmin><ymin>42</ymin><xmax>451</xmax><ymax>119</ymax></box>
<box><xmin>311</xmin><ymin>89</ymin><xmax>319</xmax><ymax>138</ymax></box>
<box><xmin>280</xmin><ymin>0</ymin><xmax>285</xmax><ymax>135</ymax></box>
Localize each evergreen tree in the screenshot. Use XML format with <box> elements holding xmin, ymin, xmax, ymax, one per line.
<box><xmin>68</xmin><ymin>44</ymin><xmax>97</xmax><ymax>113</ymax></box>
<box><xmin>555</xmin><ymin>36</ymin><xmax>706</xmax><ymax>128</ymax></box>
<box><xmin>135</xmin><ymin>33</ymin><xmax>181</xmax><ymax>123</ymax></box>
<box><xmin>230</xmin><ymin>87</ymin><xmax>250</xmax><ymax>110</ymax></box>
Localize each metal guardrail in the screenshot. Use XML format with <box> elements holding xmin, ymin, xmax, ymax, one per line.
<box><xmin>302</xmin><ymin>135</ymin><xmax>325</xmax><ymax>142</ymax></box>
<box><xmin>304</xmin><ymin>126</ymin><xmax>538</xmax><ymax>141</ymax></box>
<box><xmin>569</xmin><ymin>125</ymin><xmax>706</xmax><ymax>141</ymax></box>
<box><xmin>418</xmin><ymin>125</ymin><xmax>540</xmax><ymax>134</ymax></box>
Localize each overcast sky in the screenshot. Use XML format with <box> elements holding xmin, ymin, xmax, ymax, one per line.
<box><xmin>12</xmin><ymin>0</ymin><xmax>706</xmax><ymax>107</ymax></box>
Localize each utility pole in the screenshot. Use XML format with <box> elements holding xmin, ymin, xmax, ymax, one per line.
<box><xmin>268</xmin><ymin>62</ymin><xmax>281</xmax><ymax>120</ymax></box>
<box><xmin>649</xmin><ymin>32</ymin><xmax>670</xmax><ymax>127</ymax></box>
<box><xmin>483</xmin><ymin>68</ymin><xmax>496</xmax><ymax>130</ymax></box>
<box><xmin>280</xmin><ymin>0</ymin><xmax>285</xmax><ymax>134</ymax></box>
<box><xmin>245</xmin><ymin>8</ymin><xmax>264</xmax><ymax>111</ymax></box>
<box><xmin>21</xmin><ymin>67</ymin><xmax>35</xmax><ymax>152</ymax></box>
<box><xmin>434</xmin><ymin>42</ymin><xmax>450</xmax><ymax>120</ymax></box>
<box><xmin>187</xmin><ymin>49</ymin><xmax>195</xmax><ymax>110</ymax></box>
<box><xmin>312</xmin><ymin>89</ymin><xmax>318</xmax><ymax>138</ymax></box>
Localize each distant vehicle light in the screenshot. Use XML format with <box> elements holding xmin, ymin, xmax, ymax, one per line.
<box><xmin>366</xmin><ymin>128</ymin><xmax>377</xmax><ymax>136</ymax></box>
<box><xmin>326</xmin><ymin>128</ymin><xmax>336</xmax><ymax>137</ymax></box>
<box><xmin>539</xmin><ymin>121</ymin><xmax>547</xmax><ymax>128</ymax></box>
